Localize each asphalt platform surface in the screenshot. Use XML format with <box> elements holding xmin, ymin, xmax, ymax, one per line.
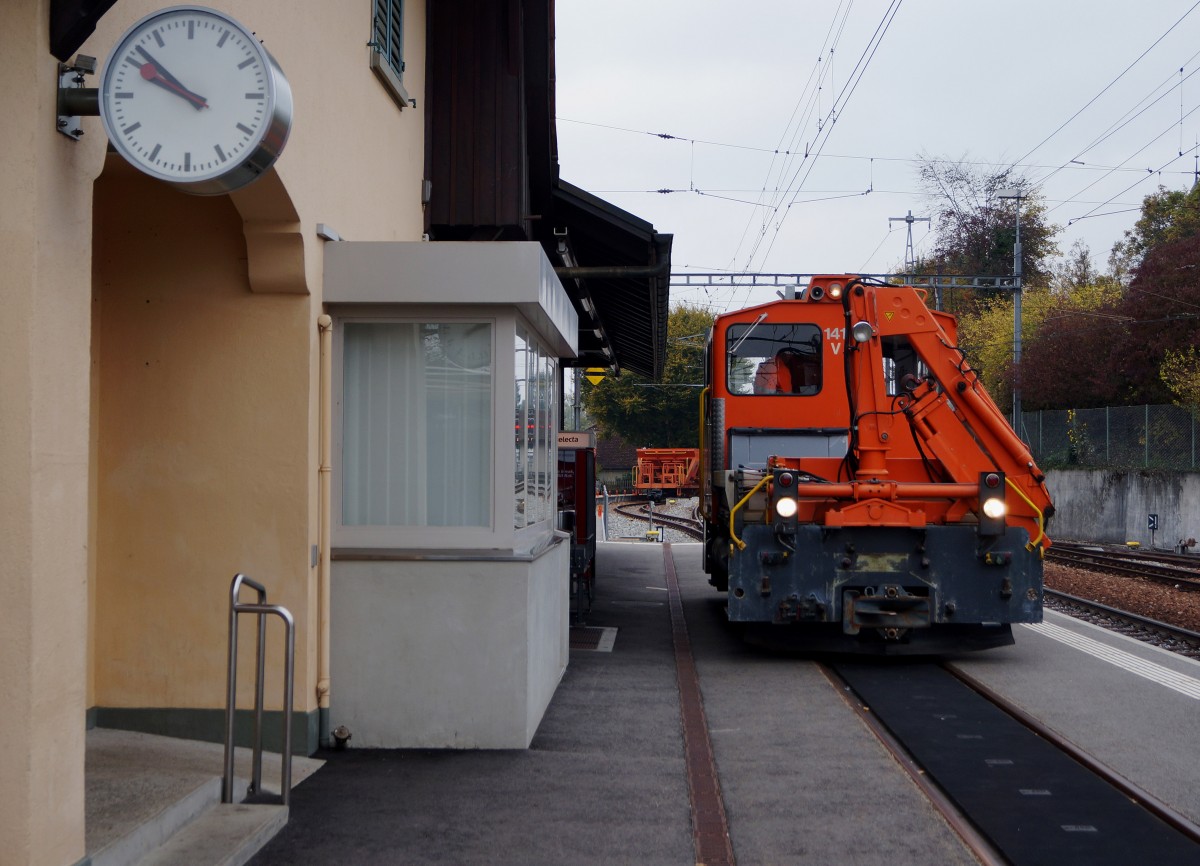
<box><xmin>249</xmin><ymin>542</ymin><xmax>976</xmax><ymax>866</ymax></box>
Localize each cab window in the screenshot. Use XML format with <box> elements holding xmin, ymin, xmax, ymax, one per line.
<box><xmin>726</xmin><ymin>323</ymin><xmax>822</xmax><ymax>395</ymax></box>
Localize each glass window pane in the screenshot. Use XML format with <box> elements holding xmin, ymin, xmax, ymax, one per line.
<box><xmin>539</xmin><ymin>350</ymin><xmax>555</xmax><ymax>521</ymax></box>
<box><xmin>511</xmin><ymin>328</ymin><xmax>558</xmax><ymax>529</ymax></box>
<box><xmin>726</xmin><ymin>322</ymin><xmax>822</xmax><ymax>396</ymax></box>
<box><xmin>343</xmin><ymin>321</ymin><xmax>491</xmax><ymax>527</ymax></box>
<box><xmin>514</xmin><ymin>327</ymin><xmax>528</xmax><ymax>529</ymax></box>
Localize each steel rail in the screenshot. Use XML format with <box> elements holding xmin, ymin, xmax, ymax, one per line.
<box><xmin>818</xmin><ymin>663</ymin><xmax>1008</xmax><ymax>866</ymax></box>
<box><xmin>830</xmin><ymin>658</ymin><xmax>1200</xmax><ymax>862</ymax></box>
<box><xmin>1046</xmin><ymin>547</ymin><xmax>1200</xmax><ymax>591</ymax></box>
<box><xmin>1055</xmin><ymin>540</ymin><xmax>1200</xmax><ymax>568</ymax></box>
<box><xmin>614</xmin><ymin>501</ymin><xmax>706</xmax><ymax>541</ymax></box>
<box><xmin>944</xmin><ymin>663</ymin><xmax>1200</xmax><ymax>847</ymax></box>
<box><xmin>1044</xmin><ymin>588</ymin><xmax>1200</xmax><ymax>648</ymax></box>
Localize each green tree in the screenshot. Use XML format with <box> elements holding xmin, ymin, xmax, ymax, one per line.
<box><xmin>956</xmin><ymin>258</ymin><xmax>1125</xmax><ymax>412</ymax></box>
<box><xmin>1051</xmin><ymin>239</ymin><xmax>1120</xmax><ymax>295</ymax></box>
<box><xmin>955</xmin><ymin>287</ymin><xmax>1056</xmax><ymax>411</ymax></box>
<box><xmin>1109</xmin><ymin>183</ymin><xmax>1200</xmax><ymax>280</ymax></box>
<box><xmin>1160</xmin><ymin>345</ymin><xmax>1200</xmax><ymax>411</ymax></box>
<box><xmin>583</xmin><ymin>304</ymin><xmax>713</xmax><ymax>447</ymax></box>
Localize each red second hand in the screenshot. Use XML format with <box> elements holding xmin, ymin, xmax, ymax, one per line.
<box><xmin>139</xmin><ymin>63</ymin><xmax>209</xmax><ymax>109</ymax></box>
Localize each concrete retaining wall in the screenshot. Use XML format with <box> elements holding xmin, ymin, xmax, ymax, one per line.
<box><xmin>1045</xmin><ymin>469</ymin><xmax>1200</xmax><ymax>548</ymax></box>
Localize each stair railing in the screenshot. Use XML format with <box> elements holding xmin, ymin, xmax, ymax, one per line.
<box><xmin>222</xmin><ymin>573</ymin><xmax>295</xmax><ymax>805</ymax></box>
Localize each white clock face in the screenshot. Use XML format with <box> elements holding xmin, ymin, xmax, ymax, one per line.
<box><xmin>99</xmin><ymin>6</ymin><xmax>292</xmax><ymax>195</ymax></box>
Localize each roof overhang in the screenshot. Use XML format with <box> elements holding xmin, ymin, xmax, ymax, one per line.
<box><xmin>550</xmin><ymin>181</ymin><xmax>672</xmax><ymax>380</ymax></box>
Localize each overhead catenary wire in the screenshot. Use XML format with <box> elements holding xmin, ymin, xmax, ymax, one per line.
<box><xmin>732</xmin><ymin>0</ymin><xmax>906</xmax><ymax>308</ymax></box>
<box><xmin>1007</xmin><ymin>0</ymin><xmax>1200</xmax><ymax>172</ymax></box>
<box><xmin>557</xmin><ymin>117</ymin><xmax>1198</xmax><ymax>177</ymax></box>
<box><xmin>556</xmin><ymin>4</ymin><xmax>1200</xmax><ymax>288</ymax></box>
<box><xmin>727</xmin><ymin>1</ymin><xmax>859</xmax><ymax>276</ymax></box>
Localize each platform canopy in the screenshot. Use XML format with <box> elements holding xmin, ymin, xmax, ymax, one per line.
<box><xmin>424</xmin><ymin>0</ymin><xmax>672</xmax><ymax>381</ymax></box>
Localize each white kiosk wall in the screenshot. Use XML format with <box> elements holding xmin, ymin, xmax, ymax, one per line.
<box><xmin>325</xmin><ymin>242</ymin><xmax>577</xmax><ymax>748</ymax></box>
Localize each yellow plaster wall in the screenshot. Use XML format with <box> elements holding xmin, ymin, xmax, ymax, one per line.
<box><xmin>0</xmin><ymin>1</ymin><xmax>106</xmax><ymax>861</ymax></box>
<box><xmin>91</xmin><ymin>163</ymin><xmax>312</xmax><ymax>710</ymax></box>
<box><xmin>85</xmin><ymin>0</ymin><xmax>427</xmax><ymax>717</ymax></box>
<box><xmin>2</xmin><ymin>0</ymin><xmax>426</xmax><ymax>858</ymax></box>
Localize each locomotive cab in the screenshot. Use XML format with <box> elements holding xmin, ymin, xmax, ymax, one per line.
<box><xmin>700</xmin><ymin>276</ymin><xmax>1053</xmax><ymax>653</ymax></box>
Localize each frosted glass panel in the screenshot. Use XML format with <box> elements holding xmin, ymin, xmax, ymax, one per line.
<box><xmin>343</xmin><ymin>322</ymin><xmax>492</xmax><ymax>527</ymax></box>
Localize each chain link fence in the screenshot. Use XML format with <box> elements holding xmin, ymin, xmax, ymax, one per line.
<box><xmin>1019</xmin><ymin>404</ymin><xmax>1200</xmax><ymax>470</ymax></box>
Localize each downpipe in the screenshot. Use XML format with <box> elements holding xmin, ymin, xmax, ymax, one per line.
<box><xmin>317</xmin><ymin>314</ymin><xmax>333</xmax><ymax>747</ymax></box>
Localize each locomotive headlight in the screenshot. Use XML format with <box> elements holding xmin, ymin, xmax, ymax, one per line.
<box><xmin>775</xmin><ymin>496</ymin><xmax>799</xmax><ymax>519</ymax></box>
<box><xmin>827</xmin><ymin>282</ymin><xmax>844</xmax><ymax>299</ymax></box>
<box><xmin>982</xmin><ymin>497</ymin><xmax>1007</xmax><ymax>519</ymax></box>
<box><xmin>978</xmin><ymin>470</ymin><xmax>1007</xmax><ymax>536</ymax></box>
<box><xmin>851</xmin><ymin>321</ymin><xmax>874</xmax><ymax>342</ymax></box>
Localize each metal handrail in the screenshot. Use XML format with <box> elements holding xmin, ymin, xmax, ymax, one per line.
<box><xmin>222</xmin><ymin>573</ymin><xmax>295</xmax><ymax>806</ymax></box>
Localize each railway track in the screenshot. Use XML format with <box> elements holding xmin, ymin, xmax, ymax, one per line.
<box><xmin>1045</xmin><ymin>588</ymin><xmax>1200</xmax><ymax>660</ymax></box>
<box><xmin>826</xmin><ymin>660</ymin><xmax>1200</xmax><ymax>865</ymax></box>
<box><xmin>1048</xmin><ymin>542</ymin><xmax>1200</xmax><ymax>592</ymax></box>
<box><xmin>613</xmin><ymin>501</ymin><xmax>706</xmax><ymax>541</ymax></box>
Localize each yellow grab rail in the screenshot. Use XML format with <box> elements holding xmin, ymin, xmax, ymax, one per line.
<box><xmin>729</xmin><ymin>473</ymin><xmax>771</xmax><ymax>551</ymax></box>
<box><xmin>1005</xmin><ymin>477</ymin><xmax>1047</xmax><ymax>554</ymax></box>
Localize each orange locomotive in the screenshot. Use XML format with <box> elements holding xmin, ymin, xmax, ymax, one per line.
<box><xmin>700</xmin><ymin>275</ymin><xmax>1053</xmax><ymax>652</ymax></box>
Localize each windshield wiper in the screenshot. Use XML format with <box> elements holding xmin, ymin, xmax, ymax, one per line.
<box><xmin>729</xmin><ymin>312</ymin><xmax>768</xmax><ymax>357</ymax></box>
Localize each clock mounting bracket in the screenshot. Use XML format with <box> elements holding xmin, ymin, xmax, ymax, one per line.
<box><xmin>57</xmin><ymin>54</ymin><xmax>100</xmax><ymax>141</ymax></box>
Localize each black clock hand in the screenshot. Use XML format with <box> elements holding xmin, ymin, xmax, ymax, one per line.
<box><xmin>135</xmin><ymin>46</ymin><xmax>208</xmax><ymax>110</ymax></box>
<box><xmin>135</xmin><ymin>46</ymin><xmax>191</xmax><ymax>91</ymax></box>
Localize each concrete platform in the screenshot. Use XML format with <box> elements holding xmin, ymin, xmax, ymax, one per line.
<box><xmin>240</xmin><ymin>540</ymin><xmax>1200</xmax><ymax>864</ymax></box>
<box><xmin>86</xmin><ymin>728</ymin><xmax>322</xmax><ymax>866</ymax></box>
<box><xmin>248</xmin><ymin>541</ymin><xmax>980</xmax><ymax>865</ymax></box>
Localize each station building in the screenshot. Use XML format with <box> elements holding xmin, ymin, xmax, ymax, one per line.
<box><xmin>1</xmin><ymin>1</ymin><xmax>670</xmax><ymax>863</ymax></box>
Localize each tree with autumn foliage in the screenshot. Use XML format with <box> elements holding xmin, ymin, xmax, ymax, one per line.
<box><xmin>1109</xmin><ymin>184</ymin><xmax>1200</xmax><ymax>281</ymax></box>
<box><xmin>953</xmin><ymin>177</ymin><xmax>1200</xmax><ymax>411</ymax></box>
<box><xmin>914</xmin><ymin>155</ymin><xmax>1059</xmax><ymax>309</ymax></box>
<box><xmin>1014</xmin><ymin>280</ymin><xmax>1127</xmax><ymax>410</ymax></box>
<box><xmin>583</xmin><ymin>304</ymin><xmax>714</xmax><ymax>447</ymax></box>
<box><xmin>1111</xmin><ymin>230</ymin><xmax>1200</xmax><ymax>404</ymax></box>
<box><xmin>1161</xmin><ymin>346</ymin><xmax>1200</xmax><ymax>411</ymax></box>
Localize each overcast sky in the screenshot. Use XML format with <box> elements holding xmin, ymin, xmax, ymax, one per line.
<box><xmin>555</xmin><ymin>0</ymin><xmax>1200</xmax><ymax>312</ymax></box>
